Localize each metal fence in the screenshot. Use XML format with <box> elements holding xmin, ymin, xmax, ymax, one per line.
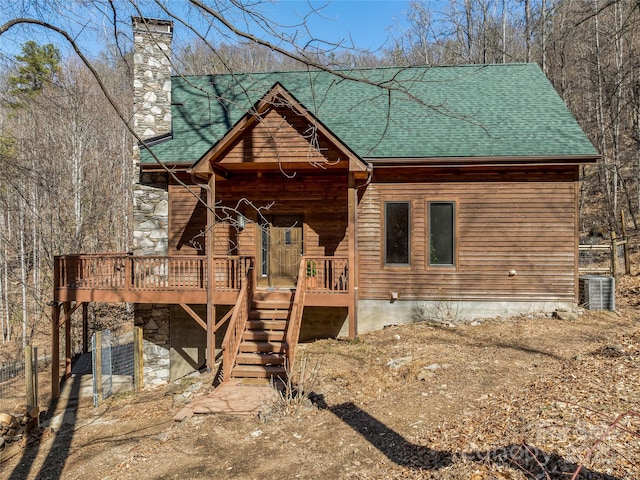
<box><xmin>92</xmin><ymin>329</ymin><xmax>135</xmax><ymax>407</ymax></box>
<box><xmin>578</xmin><ymin>239</ymin><xmax>630</xmax><ymax>277</ymax></box>
<box><xmin>0</xmin><ymin>360</ymin><xmax>25</xmax><ymax>413</ymax></box>
<box><xmin>578</xmin><ymin>243</ymin><xmax>612</xmax><ymax>275</ymax></box>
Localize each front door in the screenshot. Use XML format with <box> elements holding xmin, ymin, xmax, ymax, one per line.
<box><xmin>259</xmin><ymin>215</ymin><xmax>303</xmax><ymax>288</ymax></box>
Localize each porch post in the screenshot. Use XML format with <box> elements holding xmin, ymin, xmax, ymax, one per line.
<box><xmin>63</xmin><ymin>302</ymin><xmax>72</xmax><ymax>378</ymax></box>
<box><xmin>82</xmin><ymin>302</ymin><xmax>89</xmax><ymax>354</ymax></box>
<box><xmin>206</xmin><ymin>173</ymin><xmax>216</xmax><ymax>369</ymax></box>
<box><xmin>348</xmin><ymin>173</ymin><xmax>358</xmax><ymax>339</ymax></box>
<box><xmin>51</xmin><ymin>302</ymin><xmax>61</xmax><ymax>399</ymax></box>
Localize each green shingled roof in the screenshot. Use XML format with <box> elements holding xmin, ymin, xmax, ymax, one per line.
<box><xmin>139</xmin><ymin>63</ymin><xmax>598</xmax><ymax>164</ymax></box>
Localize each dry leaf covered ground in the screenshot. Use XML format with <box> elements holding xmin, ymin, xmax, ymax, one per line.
<box><xmin>2</xmin><ymin>282</ymin><xmax>639</xmax><ymax>479</ymax></box>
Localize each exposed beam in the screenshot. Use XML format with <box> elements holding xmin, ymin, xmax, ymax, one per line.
<box><xmin>58</xmin><ymin>300</ymin><xmax>83</xmax><ymax>328</ymax></box>
<box><xmin>213</xmin><ymin>307</ymin><xmax>234</xmax><ymax>334</ymax></box>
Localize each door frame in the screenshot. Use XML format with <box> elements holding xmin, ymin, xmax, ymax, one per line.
<box><xmin>257</xmin><ymin>214</ymin><xmax>304</xmax><ymax>288</ymax></box>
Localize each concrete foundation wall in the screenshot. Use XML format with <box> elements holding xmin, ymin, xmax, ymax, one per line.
<box><xmin>300</xmin><ymin>307</ymin><xmax>348</xmax><ymax>341</ymax></box>
<box><xmin>355</xmin><ymin>299</ymin><xmax>576</xmax><ymax>334</ymax></box>
<box><xmin>169</xmin><ymin>305</ymin><xmax>207</xmax><ymax>381</ymax></box>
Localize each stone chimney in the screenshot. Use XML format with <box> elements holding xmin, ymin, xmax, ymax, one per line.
<box><xmin>132</xmin><ymin>17</ymin><xmax>173</xmax><ymax>140</ymax></box>
<box><xmin>131</xmin><ymin>17</ymin><xmax>173</xmax><ymax>257</ymax></box>
<box><xmin>131</xmin><ymin>18</ymin><xmax>173</xmax><ymax>388</ymax></box>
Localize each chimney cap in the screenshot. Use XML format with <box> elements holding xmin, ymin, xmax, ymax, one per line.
<box><xmin>132</xmin><ymin>16</ymin><xmax>173</xmax><ymax>35</ymax></box>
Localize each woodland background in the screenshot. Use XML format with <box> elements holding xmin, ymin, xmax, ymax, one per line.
<box><xmin>0</xmin><ymin>0</ymin><xmax>638</xmax><ymax>361</ymax></box>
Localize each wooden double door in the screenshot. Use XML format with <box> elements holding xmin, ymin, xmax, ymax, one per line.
<box><xmin>258</xmin><ymin>215</ymin><xmax>303</xmax><ymax>288</ymax></box>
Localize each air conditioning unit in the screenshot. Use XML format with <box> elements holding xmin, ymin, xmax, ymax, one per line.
<box><xmin>579</xmin><ymin>275</ymin><xmax>615</xmax><ymax>311</ymax></box>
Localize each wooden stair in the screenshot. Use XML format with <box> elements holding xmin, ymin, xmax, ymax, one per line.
<box><xmin>230</xmin><ymin>291</ymin><xmax>293</xmax><ymax>380</ymax></box>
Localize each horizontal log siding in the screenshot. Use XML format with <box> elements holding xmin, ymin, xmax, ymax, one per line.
<box><xmin>168</xmin><ymin>173</ymin><xmax>349</xmax><ymax>258</ymax></box>
<box><xmin>358</xmin><ymin>166</ymin><xmax>579</xmax><ymax>302</ymax></box>
<box><xmin>169</xmin><ymin>182</ymin><xmax>206</xmax><ymax>255</ymax></box>
<box><xmin>220</xmin><ymin>107</ymin><xmax>343</xmax><ymax>166</ymax></box>
<box><xmin>216</xmin><ymin>174</ymin><xmax>349</xmax><ymax>257</ymax></box>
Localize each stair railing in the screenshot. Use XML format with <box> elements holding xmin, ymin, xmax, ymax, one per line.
<box><xmin>221</xmin><ymin>260</ymin><xmax>254</xmax><ymax>380</ymax></box>
<box><xmin>285</xmin><ymin>258</ymin><xmax>308</xmax><ymax>372</ymax></box>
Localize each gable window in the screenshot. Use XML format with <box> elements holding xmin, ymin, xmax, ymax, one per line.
<box><xmin>429</xmin><ymin>202</ymin><xmax>455</xmax><ymax>266</ymax></box>
<box><xmin>384</xmin><ymin>202</ymin><xmax>410</xmax><ymax>265</ymax></box>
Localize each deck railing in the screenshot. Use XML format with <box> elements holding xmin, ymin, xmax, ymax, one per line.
<box><xmin>54</xmin><ymin>254</ymin><xmax>348</xmax><ymax>300</ymax></box>
<box><xmin>303</xmin><ymin>256</ymin><xmax>349</xmax><ymax>293</ymax></box>
<box><xmin>222</xmin><ymin>261</ymin><xmax>254</xmax><ymax>380</ymax></box>
<box><xmin>54</xmin><ymin>254</ymin><xmax>254</xmax><ymax>294</ymax></box>
<box><xmin>285</xmin><ymin>260</ymin><xmax>308</xmax><ymax>371</ymax></box>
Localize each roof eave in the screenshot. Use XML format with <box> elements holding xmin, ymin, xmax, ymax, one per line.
<box><xmin>366</xmin><ymin>154</ymin><xmax>601</xmax><ymax>167</ymax></box>
<box><xmin>139</xmin><ymin>161</ymin><xmax>192</xmax><ymax>172</ymax></box>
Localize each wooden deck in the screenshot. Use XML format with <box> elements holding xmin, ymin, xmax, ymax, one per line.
<box><xmin>51</xmin><ymin>253</ymin><xmax>354</xmax><ymax>400</ymax></box>
<box><xmin>53</xmin><ymin>254</ymin><xmax>351</xmax><ymax>307</ymax></box>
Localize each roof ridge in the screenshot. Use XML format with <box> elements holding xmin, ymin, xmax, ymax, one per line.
<box><xmin>172</xmin><ymin>62</ymin><xmax>539</xmax><ymax>80</ymax></box>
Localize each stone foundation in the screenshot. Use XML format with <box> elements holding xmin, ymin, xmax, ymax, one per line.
<box><xmin>135</xmin><ymin>303</ymin><xmax>171</xmax><ymax>386</ymax></box>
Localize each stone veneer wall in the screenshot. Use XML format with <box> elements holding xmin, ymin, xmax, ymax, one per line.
<box><xmin>134</xmin><ymin>304</ymin><xmax>170</xmax><ymax>386</ymax></box>
<box><xmin>132</xmin><ymin>18</ymin><xmax>174</xmax><ymax>387</ymax></box>
<box><xmin>132</xmin><ymin>17</ymin><xmax>173</xmax><ymax>140</ymax></box>
<box><xmin>132</xmin><ymin>172</ymin><xmax>169</xmax><ymax>255</ymax></box>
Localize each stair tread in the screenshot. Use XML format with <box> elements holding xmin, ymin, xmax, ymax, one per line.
<box><xmin>246</xmin><ymin>318</ymin><xmax>288</xmax><ymax>328</ymax></box>
<box><xmin>253</xmin><ymin>291</ymin><xmax>294</xmax><ymax>301</ymax></box>
<box><xmin>249</xmin><ymin>309</ymin><xmax>289</xmax><ymax>320</ymax></box>
<box><xmin>228</xmin><ymin>292</ymin><xmax>294</xmax><ymax>379</ymax></box>
<box><xmin>232</xmin><ymin>365</ymin><xmax>286</xmax><ymax>377</ymax></box>
<box><xmin>243</xmin><ymin>331</ymin><xmax>286</xmax><ymax>341</ymax></box>
<box><xmin>240</xmin><ymin>341</ymin><xmax>286</xmax><ymax>353</ymax></box>
<box><xmin>236</xmin><ymin>353</ymin><xmax>286</xmax><ymax>364</ymax></box>
<box><xmin>234</xmin><ymin>364</ymin><xmax>285</xmax><ymax>371</ymax></box>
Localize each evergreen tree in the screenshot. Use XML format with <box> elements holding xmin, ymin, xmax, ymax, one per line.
<box><xmin>8</xmin><ymin>40</ymin><xmax>61</xmax><ymax>97</ymax></box>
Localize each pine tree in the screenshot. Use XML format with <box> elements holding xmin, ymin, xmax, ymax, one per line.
<box><xmin>8</xmin><ymin>40</ymin><xmax>61</xmax><ymax>97</ymax></box>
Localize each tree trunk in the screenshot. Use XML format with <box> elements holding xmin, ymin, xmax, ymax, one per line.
<box><xmin>19</xmin><ymin>203</ymin><xmax>28</xmax><ymax>348</ymax></box>
<box><xmin>524</xmin><ymin>0</ymin><xmax>531</xmax><ymax>62</ymax></box>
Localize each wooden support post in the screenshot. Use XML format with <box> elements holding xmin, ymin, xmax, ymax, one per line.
<box><xmin>621</xmin><ymin>210</ymin><xmax>631</xmax><ymax>275</ymax></box>
<box><xmin>51</xmin><ymin>302</ymin><xmax>61</xmax><ymax>399</ymax></box>
<box><xmin>347</xmin><ymin>173</ymin><xmax>358</xmax><ymax>339</ymax></box>
<box><xmin>95</xmin><ymin>331</ymin><xmax>103</xmax><ymax>404</ymax></box>
<box><xmin>82</xmin><ymin>302</ymin><xmax>89</xmax><ymax>354</ymax></box>
<box><xmin>133</xmin><ymin>326</ymin><xmax>144</xmax><ymax>390</ymax></box>
<box><xmin>63</xmin><ymin>302</ymin><xmax>72</xmax><ymax>378</ymax></box>
<box><xmin>125</xmin><ymin>254</ymin><xmax>133</xmax><ymax>293</ymax></box>
<box><xmin>25</xmin><ymin>345</ymin><xmax>36</xmax><ymax>407</ymax></box>
<box><xmin>33</xmin><ymin>347</ymin><xmax>38</xmax><ymax>411</ymax></box>
<box><xmin>206</xmin><ymin>173</ymin><xmax>216</xmax><ymax>369</ymax></box>
<box><xmin>611</xmin><ymin>232</ymin><xmax>618</xmax><ymax>278</ymax></box>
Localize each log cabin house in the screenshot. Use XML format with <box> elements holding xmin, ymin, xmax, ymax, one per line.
<box><xmin>50</xmin><ymin>18</ymin><xmax>599</xmax><ymax>396</ymax></box>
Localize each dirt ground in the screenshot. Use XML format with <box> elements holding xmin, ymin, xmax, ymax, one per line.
<box><xmin>2</xmin><ymin>292</ymin><xmax>639</xmax><ymax>479</ymax></box>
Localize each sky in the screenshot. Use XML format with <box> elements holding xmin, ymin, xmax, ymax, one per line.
<box><xmin>260</xmin><ymin>1</ymin><xmax>413</xmax><ymax>53</ymax></box>
<box><xmin>0</xmin><ymin>1</ymin><xmax>416</xmax><ymax>63</ymax></box>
